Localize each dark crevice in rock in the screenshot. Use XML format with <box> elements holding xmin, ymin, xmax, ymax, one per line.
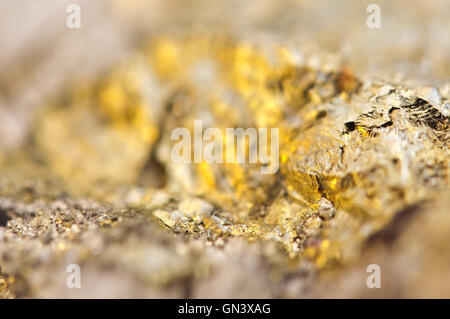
<box><xmin>0</xmin><ymin>208</ymin><xmax>12</xmax><ymax>227</ymax></box>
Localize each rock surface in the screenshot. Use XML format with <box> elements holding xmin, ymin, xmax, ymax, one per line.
<box><xmin>0</xmin><ymin>0</ymin><xmax>449</xmax><ymax>298</ymax></box>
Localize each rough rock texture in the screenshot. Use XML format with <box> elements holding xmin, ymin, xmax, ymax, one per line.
<box><xmin>0</xmin><ymin>0</ymin><xmax>449</xmax><ymax>298</ymax></box>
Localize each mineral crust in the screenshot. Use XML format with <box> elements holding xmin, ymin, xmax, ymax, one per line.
<box><xmin>0</xmin><ymin>0</ymin><xmax>449</xmax><ymax>298</ymax></box>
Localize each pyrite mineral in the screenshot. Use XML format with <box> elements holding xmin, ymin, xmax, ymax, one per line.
<box><xmin>0</xmin><ymin>0</ymin><xmax>449</xmax><ymax>298</ymax></box>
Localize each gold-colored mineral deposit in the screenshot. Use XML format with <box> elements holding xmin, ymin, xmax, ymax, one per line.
<box><xmin>0</xmin><ymin>0</ymin><xmax>449</xmax><ymax>298</ymax></box>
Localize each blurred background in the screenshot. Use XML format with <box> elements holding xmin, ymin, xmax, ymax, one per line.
<box><xmin>0</xmin><ymin>0</ymin><xmax>449</xmax><ymax>152</ymax></box>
